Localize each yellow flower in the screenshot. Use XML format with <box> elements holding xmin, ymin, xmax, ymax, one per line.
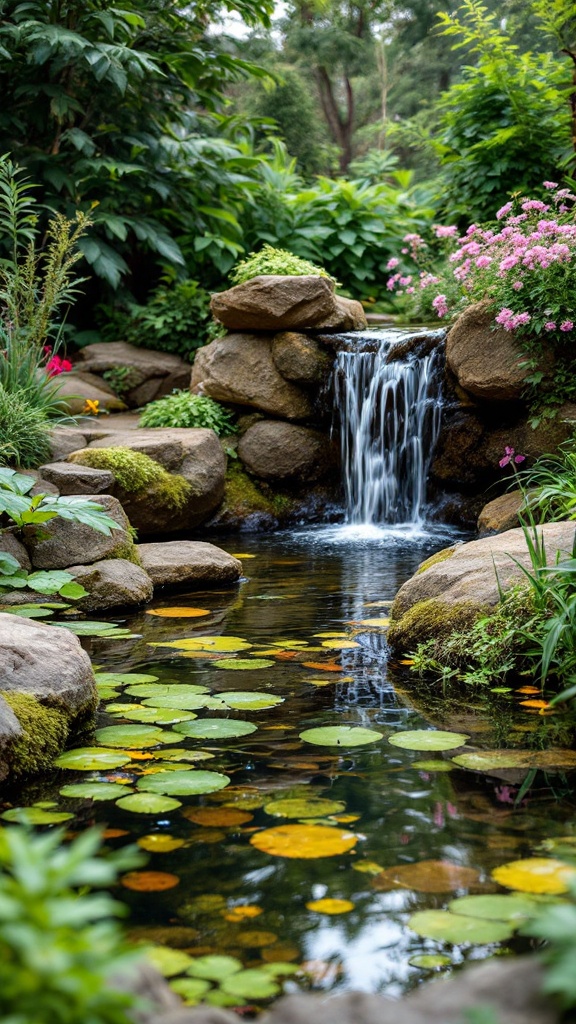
<box><xmin>83</xmin><ymin>399</ymin><xmax>100</xmax><ymax>415</ymax></box>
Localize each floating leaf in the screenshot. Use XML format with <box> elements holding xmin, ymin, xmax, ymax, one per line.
<box><xmin>126</xmin><ymin>683</ymin><xmax>209</xmax><ymax>698</ymax></box>
<box><xmin>137</xmin><ymin>834</ymin><xmax>186</xmax><ymax>853</ymax></box>
<box><xmin>313</xmin><ymin>632</ymin><xmax>349</xmax><ymax>638</ymax></box>
<box><xmin>216</xmin><ymin>691</ymin><xmax>284</xmax><ymax>711</ymax></box>
<box><xmin>306</xmin><ymin>898</ymin><xmax>354</xmax><ymax>914</ymax></box>
<box><xmin>302</xmin><ymin>662</ymin><xmax>342</xmax><ymax>672</ymax></box>
<box><xmin>372</xmin><ymin>860</ymin><xmax>481</xmax><ymax>893</ymax></box>
<box><xmin>109</xmin><ymin>705</ymin><xmax>197</xmax><ymax>725</ymax></box>
<box><xmin>221</xmin><ymin>970</ymin><xmax>280</xmax><ymax>1000</ymax></box>
<box><xmin>260</xmin><ymin>962</ymin><xmax>299</xmax><ymax>977</ymax></box>
<box><xmin>352</xmin><ymin>860</ymin><xmax>384</xmax><ymax>875</ymax></box>
<box><xmin>409</xmin><ymin>954</ymin><xmax>452</xmax><ymax>969</ymax></box>
<box><xmin>59</xmin><ymin>782</ymin><xmax>132</xmax><ymax>801</ymax></box>
<box><xmin>300</xmin><ymin>726</ymin><xmax>383</xmax><ymax>747</ymax></box>
<box><xmin>448</xmin><ymin>894</ymin><xmax>539</xmax><ymax>922</ymax></box>
<box><xmin>184</xmin><ymin>807</ymin><xmax>253</xmax><ymax>827</ymax></box>
<box><xmin>388</xmin><ymin>730</ymin><xmax>469</xmax><ymax>751</ymax></box>
<box><xmin>408</xmin><ymin>909</ymin><xmax>514</xmax><ymax>945</ymax></box>
<box><xmin>146</xmin><ymin>607</ymin><xmax>211</xmax><ymax>617</ymax></box>
<box><xmin>519</xmin><ymin>699</ymin><xmax>550</xmax><ymax>710</ymax></box>
<box><xmin>152</xmin><ymin>748</ymin><xmax>215</xmax><ymax>762</ymax></box>
<box><xmin>173</xmin><ymin>719</ymin><xmax>257</xmax><ymax>740</ymax></box>
<box><xmin>224</xmin><ymin>904</ymin><xmax>263</xmax><ymax>922</ymax></box>
<box><xmin>95</xmin><ymin>672</ymin><xmax>159</xmax><ymax>686</ymax></box>
<box><xmin>491</xmin><ymin>858</ymin><xmax>576</xmax><ymax>895</ymax></box>
<box><xmin>187</xmin><ymin>955</ymin><xmax>242</xmax><ymax>981</ymax></box>
<box><xmin>116</xmin><ymin>793</ymin><xmax>182</xmax><ymax>814</ymax></box>
<box><xmin>236</xmin><ymin>930</ymin><xmax>278</xmax><ymax>947</ymax></box>
<box><xmin>142</xmin><ymin>694</ymin><xmax>221</xmax><ymax>710</ymax></box>
<box><xmin>411</xmin><ymin>760</ymin><xmax>454</xmax><ymax>772</ymax></box>
<box><xmin>146</xmin><ymin>946</ymin><xmax>193</xmax><ymax>977</ymax></box>
<box><xmin>320</xmin><ymin>640</ymin><xmax>360</xmax><ymax>650</ymax></box>
<box><xmin>2</xmin><ymin>807</ymin><xmax>73</xmax><ymax>824</ymax></box>
<box><xmin>9</xmin><ymin>606</ymin><xmax>54</xmax><ymax>618</ymax></box>
<box><xmin>264</xmin><ymin>797</ymin><xmax>346</xmax><ymax>819</ymax></box>
<box><xmin>151</xmin><ymin>636</ymin><xmax>253</xmax><ymax>652</ymax></box>
<box><xmin>250</xmin><ymin>824</ymin><xmax>357</xmax><ymax>859</ymax></box>
<box><xmin>356</xmin><ymin>617</ymin><xmax>390</xmax><ymax>627</ymax></box>
<box><xmin>55</xmin><ymin>746</ymin><xmax>132</xmax><ymax>770</ymax></box>
<box><xmin>97</xmin><ymin>687</ymin><xmax>120</xmax><ymax>700</ymax></box>
<box><xmin>95</xmin><ymin>725</ymin><xmax>173</xmax><ymax>748</ymax></box>
<box><xmin>122</xmin><ymin>871</ymin><xmax>180</xmax><ymax>892</ymax></box>
<box><xmin>516</xmin><ymin>686</ymin><xmax>541</xmax><ymax>695</ymax></box>
<box><xmin>452</xmin><ymin>749</ymin><xmax>576</xmax><ymax>771</ymax></box>
<box><xmin>212</xmin><ymin>659</ymin><xmax>275</xmax><ymax>670</ymax></box>
<box><xmin>137</xmin><ymin>770</ymin><xmax>230</xmax><ymax>797</ymax></box>
<box><xmin>170</xmin><ymin>978</ymin><xmax>211</xmax><ymax>1003</ymax></box>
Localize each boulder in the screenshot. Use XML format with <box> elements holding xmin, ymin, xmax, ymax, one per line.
<box><xmin>0</xmin><ymin>532</ymin><xmax>31</xmax><ymax>570</ymax></box>
<box><xmin>52</xmin><ymin>370</ymin><xmax>128</xmax><ymax>415</ymax></box>
<box><xmin>446</xmin><ymin>302</ymin><xmax>529</xmax><ymax>401</ymax></box>
<box><xmin>478</xmin><ymin>490</ymin><xmax>526</xmax><ymax>535</ymax></box>
<box><xmin>138</xmin><ymin>541</ymin><xmax>242</xmax><ymax>587</ymax></box>
<box><xmin>83</xmin><ymin>429</ymin><xmax>226</xmax><ymax>533</ymax></box>
<box><xmin>67</xmin><ymin>559</ymin><xmax>154</xmax><ymax>611</ymax></box>
<box><xmin>313</xmin><ymin>295</ymin><xmax>368</xmax><ymax>331</ymax></box>
<box><xmin>192</xmin><ymin>334</ymin><xmax>313</xmax><ymax>420</ymax></box>
<box><xmin>74</xmin><ymin>341</ymin><xmax>191</xmax><ymax>407</ymax></box>
<box><xmin>388</xmin><ymin>521</ymin><xmax>576</xmax><ymax>651</ymax></box>
<box><xmin>271</xmin><ymin>332</ymin><xmax>332</xmax><ymax>385</ymax></box>
<box><xmin>238</xmin><ymin>421</ymin><xmax>336</xmax><ymax>483</ymax></box>
<box><xmin>24</xmin><ymin>494</ymin><xmax>137</xmax><ymax>569</ymax></box>
<box><xmin>0</xmin><ymin>613</ymin><xmax>97</xmax><ymax>779</ymax></box>
<box><xmin>39</xmin><ymin>462</ymin><xmax>115</xmax><ymax>495</ymax></box>
<box><xmin>47</xmin><ymin>427</ymin><xmax>89</xmax><ymax>462</ymax></box>
<box><xmin>211</xmin><ymin>275</ymin><xmax>339</xmax><ymax>331</ymax></box>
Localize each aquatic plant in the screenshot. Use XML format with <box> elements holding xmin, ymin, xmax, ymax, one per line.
<box><xmin>140</xmin><ymin>391</ymin><xmax>236</xmax><ymax>435</ymax></box>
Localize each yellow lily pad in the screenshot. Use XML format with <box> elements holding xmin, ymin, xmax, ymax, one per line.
<box><xmin>306</xmin><ymin>898</ymin><xmax>355</xmax><ymax>914</ymax></box>
<box><xmin>250</xmin><ymin>823</ymin><xmax>357</xmax><ymax>858</ymax></box>
<box><xmin>491</xmin><ymin>858</ymin><xmax>576</xmax><ymax>895</ymax></box>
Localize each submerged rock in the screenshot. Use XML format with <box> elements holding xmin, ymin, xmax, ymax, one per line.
<box><xmin>137</xmin><ymin>541</ymin><xmax>242</xmax><ymax>587</ymax></box>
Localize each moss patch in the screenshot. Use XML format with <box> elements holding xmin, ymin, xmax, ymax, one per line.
<box><xmin>1</xmin><ymin>692</ymin><xmax>69</xmax><ymax>776</ymax></box>
<box><xmin>222</xmin><ymin>462</ymin><xmax>294</xmax><ymax>520</ymax></box>
<box><xmin>69</xmin><ymin>447</ymin><xmax>191</xmax><ymax>511</ymax></box>
<box><xmin>387</xmin><ymin>598</ymin><xmax>485</xmax><ymax>656</ymax></box>
<box><xmin>415</xmin><ymin>547</ymin><xmax>456</xmax><ymax>575</ymax></box>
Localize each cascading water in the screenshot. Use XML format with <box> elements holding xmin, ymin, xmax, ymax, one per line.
<box><xmin>334</xmin><ymin>328</ymin><xmax>444</xmax><ymax>527</ymax></box>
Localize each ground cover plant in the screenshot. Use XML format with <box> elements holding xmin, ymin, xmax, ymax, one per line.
<box><xmin>139</xmin><ymin>392</ymin><xmax>236</xmax><ymax>435</ymax></box>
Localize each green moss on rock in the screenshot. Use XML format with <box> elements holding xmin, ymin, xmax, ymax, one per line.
<box><xmin>69</xmin><ymin>447</ymin><xmax>192</xmax><ymax>511</ymax></box>
<box><xmin>415</xmin><ymin>547</ymin><xmax>456</xmax><ymax>575</ymax></box>
<box><xmin>387</xmin><ymin>598</ymin><xmax>485</xmax><ymax>656</ymax></box>
<box><xmin>1</xmin><ymin>692</ymin><xmax>69</xmax><ymax>776</ymax></box>
<box><xmin>222</xmin><ymin>462</ymin><xmax>294</xmax><ymax>520</ymax></box>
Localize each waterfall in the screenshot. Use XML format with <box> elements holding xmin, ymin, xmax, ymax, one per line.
<box><xmin>334</xmin><ymin>328</ymin><xmax>444</xmax><ymax>527</ymax></box>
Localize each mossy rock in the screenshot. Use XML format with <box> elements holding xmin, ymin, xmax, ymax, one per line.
<box><xmin>212</xmin><ymin>462</ymin><xmax>295</xmax><ymax>528</ymax></box>
<box><xmin>387</xmin><ymin>598</ymin><xmax>486</xmax><ymax>656</ymax></box>
<box><xmin>415</xmin><ymin>547</ymin><xmax>456</xmax><ymax>575</ymax></box>
<box><xmin>1</xmin><ymin>691</ymin><xmax>70</xmax><ymax>776</ymax></box>
<box><xmin>69</xmin><ymin>447</ymin><xmax>192</xmax><ymax>511</ymax></box>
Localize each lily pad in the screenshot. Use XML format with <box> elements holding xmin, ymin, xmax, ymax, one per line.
<box><xmin>147</xmin><ymin>607</ymin><xmax>211</xmax><ymax>617</ymax></box>
<box><xmin>9</xmin><ymin>606</ymin><xmax>54</xmax><ymax>618</ymax></box>
<box><xmin>408</xmin><ymin>909</ymin><xmax>514</xmax><ymax>945</ymax></box>
<box><xmin>299</xmin><ymin>726</ymin><xmax>383</xmax><ymax>747</ymax></box>
<box><xmin>137</xmin><ymin>770</ymin><xmax>230</xmax><ymax>796</ymax></box>
<box><xmin>372</xmin><ymin>859</ymin><xmax>481</xmax><ymax>893</ymax></box>
<box><xmin>141</xmin><ymin>694</ymin><xmax>222</xmax><ymax>710</ymax></box>
<box><xmin>59</xmin><ymin>782</ymin><xmax>133</xmax><ymax>801</ymax></box>
<box><xmin>150</xmin><ymin>636</ymin><xmax>253</xmax><ymax>653</ymax></box>
<box><xmin>152</xmin><ymin>748</ymin><xmax>215</xmax><ymax>762</ymax></box>
<box><xmin>388</xmin><ymin>730</ymin><xmax>469</xmax><ymax>751</ymax></box>
<box><xmin>220</xmin><ymin>970</ymin><xmax>280</xmax><ymax>1000</ymax></box>
<box><xmin>138</xmin><ymin>834</ymin><xmax>186</xmax><ymax>853</ymax></box>
<box><xmin>173</xmin><ymin>719</ymin><xmax>257</xmax><ymax>740</ymax></box>
<box><xmin>491</xmin><ymin>858</ymin><xmax>576</xmax><ymax>895</ymax></box>
<box><xmin>408</xmin><ymin>954</ymin><xmax>452</xmax><ymax>969</ymax></box>
<box><xmin>95</xmin><ymin>672</ymin><xmax>159</xmax><ymax>686</ymax></box>
<box><xmin>126</xmin><ymin>683</ymin><xmax>209</xmax><ymax>698</ymax></box>
<box><xmin>146</xmin><ymin>946</ymin><xmax>193</xmax><ymax>977</ymax></box>
<box><xmin>1</xmin><ymin>807</ymin><xmax>73</xmax><ymax>825</ymax></box>
<box><xmin>320</xmin><ymin>639</ymin><xmax>360</xmax><ymax>650</ymax></box>
<box><xmin>264</xmin><ymin>797</ymin><xmax>346</xmax><ymax>818</ymax></box>
<box><xmin>109</xmin><ymin>705</ymin><xmax>197</xmax><ymax>725</ymax></box>
<box><xmin>55</xmin><ymin>746</ymin><xmax>132</xmax><ymax>770</ymax></box>
<box><xmin>187</xmin><ymin>955</ymin><xmax>242</xmax><ymax>981</ymax></box>
<box><xmin>212</xmin><ymin>659</ymin><xmax>275</xmax><ymax>670</ymax></box>
<box><xmin>97</xmin><ymin>687</ymin><xmax>120</xmax><ymax>700</ymax></box>
<box><xmin>250</xmin><ymin>823</ymin><xmax>357</xmax><ymax>858</ymax></box>
<box><xmin>452</xmin><ymin>749</ymin><xmax>576</xmax><ymax>771</ymax></box>
<box><xmin>217</xmin><ymin>691</ymin><xmax>285</xmax><ymax>711</ymax></box>
<box><xmin>306</xmin><ymin>898</ymin><xmax>355</xmax><ymax>914</ymax></box>
<box><xmin>411</xmin><ymin>760</ymin><xmax>454</xmax><ymax>772</ymax></box>
<box><xmin>116</xmin><ymin>793</ymin><xmax>182</xmax><ymax>814</ymax></box>
<box><xmin>448</xmin><ymin>894</ymin><xmax>539</xmax><ymax>922</ymax></box>
<box><xmin>95</xmin><ymin>725</ymin><xmax>173</xmax><ymax>748</ymax></box>
<box><xmin>170</xmin><ymin>978</ymin><xmax>212</xmax><ymax>1003</ymax></box>
<box><xmin>184</xmin><ymin>807</ymin><xmax>253</xmax><ymax>827</ymax></box>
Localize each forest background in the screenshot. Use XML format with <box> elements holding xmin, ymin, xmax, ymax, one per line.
<box><xmin>0</xmin><ymin>0</ymin><xmax>575</xmax><ymax>358</ymax></box>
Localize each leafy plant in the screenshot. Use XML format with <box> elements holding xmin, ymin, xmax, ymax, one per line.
<box><xmin>0</xmin><ymin>467</ymin><xmax>121</xmax><ymax>534</ymax></box>
<box><xmin>0</xmin><ymin>386</ymin><xmax>51</xmax><ymax>468</ymax></box>
<box><xmin>0</xmin><ymin>551</ymin><xmax>87</xmax><ymax>600</ymax></box>
<box><xmin>519</xmin><ymin>442</ymin><xmax>576</xmax><ymax>522</ymax></box>
<box><xmin>230</xmin><ymin>244</ymin><xmax>335</xmax><ymax>285</ymax></box>
<box><xmin>101</xmin><ymin>367</ymin><xmax>142</xmax><ymax>398</ymax></box>
<box><xmin>521</xmin><ymin>874</ymin><xmax>576</xmax><ymax>1011</ymax></box>
<box><xmin>99</xmin><ymin>279</ymin><xmax>213</xmax><ymax>362</ymax></box>
<box><xmin>0</xmin><ymin>825</ymin><xmax>143</xmax><ymax>1024</ymax></box>
<box><xmin>139</xmin><ymin>392</ymin><xmax>236</xmax><ymax>435</ymax></box>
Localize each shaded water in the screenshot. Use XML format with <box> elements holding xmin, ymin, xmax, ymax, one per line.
<box><xmin>5</xmin><ymin>529</ymin><xmax>576</xmax><ymax>1003</ymax></box>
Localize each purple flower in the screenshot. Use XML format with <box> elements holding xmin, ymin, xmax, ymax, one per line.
<box><xmin>496</xmin><ymin>202</ymin><xmax>513</xmax><ymax>220</ymax></box>
<box><xmin>434</xmin><ymin>225</ymin><xmax>458</xmax><ymax>238</ymax></box>
<box><xmin>475</xmin><ymin>255</ymin><xmax>492</xmax><ymax>268</ymax></box>
<box><xmin>432</xmin><ymin>293</ymin><xmax>449</xmax><ymax>317</ymax></box>
<box><xmin>499</xmin><ymin>446</ymin><xmax>526</xmax><ymax>468</ymax></box>
<box><xmin>560</xmin><ymin>320</ymin><xmax>574</xmax><ymax>332</ymax></box>
<box><xmin>544</xmin><ymin>321</ymin><xmax>556</xmax><ymax>331</ymax></box>
<box><xmin>543</xmin><ymin>181</ymin><xmax>558</xmax><ymax>190</ymax></box>
<box><xmin>386</xmin><ymin>257</ymin><xmax>399</xmax><ymax>270</ymax></box>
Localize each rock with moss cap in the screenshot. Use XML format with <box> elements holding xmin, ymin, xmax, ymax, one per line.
<box><xmin>24</xmin><ymin>494</ymin><xmax>138</xmax><ymax>570</ymax></box>
<box><xmin>388</xmin><ymin>522</ymin><xmax>576</xmax><ymax>654</ymax></box>
<box><xmin>0</xmin><ymin>613</ymin><xmax>97</xmax><ymax>780</ymax></box>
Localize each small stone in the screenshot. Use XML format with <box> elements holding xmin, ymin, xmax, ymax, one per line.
<box><xmin>477</xmin><ymin>490</ymin><xmax>526</xmax><ymax>536</ymax></box>
<box><xmin>38</xmin><ymin>462</ymin><xmax>115</xmax><ymax>495</ymax></box>
<box><xmin>137</xmin><ymin>541</ymin><xmax>242</xmax><ymax>587</ymax></box>
<box><xmin>67</xmin><ymin>559</ymin><xmax>154</xmax><ymax>611</ymax></box>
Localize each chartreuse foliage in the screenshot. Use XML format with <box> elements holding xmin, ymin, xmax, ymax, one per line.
<box><xmin>0</xmin><ymin>826</ymin><xmax>142</xmax><ymax>1024</ymax></box>
<box><xmin>139</xmin><ymin>392</ymin><xmax>236</xmax><ymax>436</ymax></box>
<box><xmin>230</xmin><ymin>244</ymin><xmax>335</xmax><ymax>285</ymax></box>
<box><xmin>68</xmin><ymin>447</ymin><xmax>192</xmax><ymax>510</ymax></box>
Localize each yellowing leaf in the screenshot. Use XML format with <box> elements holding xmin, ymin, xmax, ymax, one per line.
<box><xmin>182</xmin><ymin>807</ymin><xmax>253</xmax><ymax>827</ymax></box>
<box><xmin>321</xmin><ymin>639</ymin><xmax>360</xmax><ymax>650</ymax></box>
<box><xmin>491</xmin><ymin>858</ymin><xmax>576</xmax><ymax>894</ymax></box>
<box><xmin>306</xmin><ymin>898</ymin><xmax>354</xmax><ymax>914</ymax></box>
<box><xmin>372</xmin><ymin>860</ymin><xmax>481</xmax><ymax>893</ymax></box>
<box><xmin>121</xmin><ymin>870</ymin><xmax>180</xmax><ymax>891</ymax></box>
<box><xmin>146</xmin><ymin>607</ymin><xmax>211</xmax><ymax>617</ymax></box>
<box><xmin>150</xmin><ymin>636</ymin><xmax>253</xmax><ymax>652</ymax></box>
<box><xmin>250</xmin><ymin>824</ymin><xmax>357</xmax><ymax>859</ymax></box>
<box><xmin>223</xmin><ymin>905</ymin><xmax>263</xmax><ymax>922</ymax></box>
<box><xmin>355</xmin><ymin>617</ymin><xmax>390</xmax><ymax>627</ymax></box>
<box><xmin>137</xmin><ymin>835</ymin><xmax>186</xmax><ymax>853</ymax></box>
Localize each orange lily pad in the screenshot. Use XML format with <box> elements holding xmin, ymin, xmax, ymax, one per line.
<box><xmin>121</xmin><ymin>870</ymin><xmax>180</xmax><ymax>891</ymax></box>
<box><xmin>250</xmin><ymin>823</ymin><xmax>358</xmax><ymax>859</ymax></box>
<box><xmin>182</xmin><ymin>807</ymin><xmax>253</xmax><ymax>827</ymax></box>
<box><xmin>146</xmin><ymin>607</ymin><xmax>211</xmax><ymax>617</ymax></box>
<box><xmin>372</xmin><ymin>859</ymin><xmax>481</xmax><ymax>893</ymax></box>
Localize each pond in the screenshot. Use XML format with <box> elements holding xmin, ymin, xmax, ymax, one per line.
<box><xmin>4</xmin><ymin>524</ymin><xmax>576</xmax><ymax>1009</ymax></box>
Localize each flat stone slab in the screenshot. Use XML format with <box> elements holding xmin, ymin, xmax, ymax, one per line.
<box><xmin>39</xmin><ymin>462</ymin><xmax>115</xmax><ymax>494</ymax></box>
<box><xmin>138</xmin><ymin>541</ymin><xmax>242</xmax><ymax>587</ymax></box>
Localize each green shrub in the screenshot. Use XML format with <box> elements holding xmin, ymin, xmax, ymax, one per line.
<box><xmin>69</xmin><ymin>447</ymin><xmax>192</xmax><ymax>510</ymax></box>
<box><xmin>0</xmin><ymin>387</ymin><xmax>51</xmax><ymax>468</ymax></box>
<box><xmin>140</xmin><ymin>391</ymin><xmax>236</xmax><ymax>435</ymax></box>
<box><xmin>230</xmin><ymin>244</ymin><xmax>335</xmax><ymax>286</ymax></box>
<box><xmin>0</xmin><ymin>825</ymin><xmax>142</xmax><ymax>1024</ymax></box>
<box><xmin>99</xmin><ymin>279</ymin><xmax>213</xmax><ymax>362</ymax></box>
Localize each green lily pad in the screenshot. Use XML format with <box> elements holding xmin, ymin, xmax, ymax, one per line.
<box><xmin>408</xmin><ymin>954</ymin><xmax>452</xmax><ymax>969</ymax></box>
<box><xmin>221</xmin><ymin>969</ymin><xmax>280</xmax><ymax>1000</ymax></box>
<box><xmin>116</xmin><ymin>793</ymin><xmax>182</xmax><ymax>814</ymax></box>
<box><xmin>411</xmin><ymin>760</ymin><xmax>454</xmax><ymax>772</ymax></box>
<box><xmin>212</xmin><ymin>659</ymin><xmax>275</xmax><ymax>670</ymax></box>
<box><xmin>264</xmin><ymin>797</ymin><xmax>346</xmax><ymax>818</ymax></box>
<box><xmin>170</xmin><ymin>978</ymin><xmax>212</xmax><ymax>1004</ymax></box>
<box><xmin>217</xmin><ymin>691</ymin><xmax>285</xmax><ymax>711</ymax></box>
<box><xmin>55</xmin><ymin>746</ymin><xmax>132</xmax><ymax>770</ymax></box>
<box><xmin>146</xmin><ymin>946</ymin><xmax>193</xmax><ymax>977</ymax></box>
<box><xmin>141</xmin><ymin>694</ymin><xmax>222</xmax><ymax>710</ymax></box>
<box><xmin>126</xmin><ymin>683</ymin><xmax>209</xmax><ymax>698</ymax></box>
<box><xmin>389</xmin><ymin>730</ymin><xmax>469</xmax><ymax>751</ymax></box>
<box><xmin>95</xmin><ymin>725</ymin><xmax>173</xmax><ymax>748</ymax></box>
<box><xmin>187</xmin><ymin>955</ymin><xmax>242</xmax><ymax>981</ymax></box>
<box><xmin>59</xmin><ymin>782</ymin><xmax>133</xmax><ymax>801</ymax></box>
<box><xmin>299</xmin><ymin>726</ymin><xmax>383</xmax><ymax>747</ymax></box>
<box><xmin>448</xmin><ymin>894</ymin><xmax>540</xmax><ymax>922</ymax></box>
<box><xmin>153</xmin><ymin>748</ymin><xmax>215</xmax><ymax>762</ymax></box>
<box><xmin>204</xmin><ymin>991</ymin><xmax>245</xmax><ymax>1008</ymax></box>
<box><xmin>173</xmin><ymin>719</ymin><xmax>257</xmax><ymax>740</ymax></box>
<box><xmin>56</xmin><ymin>621</ymin><xmax>129</xmax><ymax>636</ymax></box>
<box><xmin>9</xmin><ymin>606</ymin><xmax>54</xmax><ymax>618</ymax></box>
<box><xmin>95</xmin><ymin>672</ymin><xmax>159</xmax><ymax>686</ymax></box>
<box><xmin>1</xmin><ymin>806</ymin><xmax>74</xmax><ymax>825</ymax></box>
<box><xmin>137</xmin><ymin>770</ymin><xmax>230</xmax><ymax>796</ymax></box>
<box><xmin>109</xmin><ymin>704</ymin><xmax>198</xmax><ymax>725</ymax></box>
<box><xmin>452</xmin><ymin>749</ymin><xmax>576</xmax><ymax>771</ymax></box>
<box><xmin>97</xmin><ymin>687</ymin><xmax>120</xmax><ymax>700</ymax></box>
<box><xmin>408</xmin><ymin>910</ymin><xmax>514</xmax><ymax>945</ymax></box>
